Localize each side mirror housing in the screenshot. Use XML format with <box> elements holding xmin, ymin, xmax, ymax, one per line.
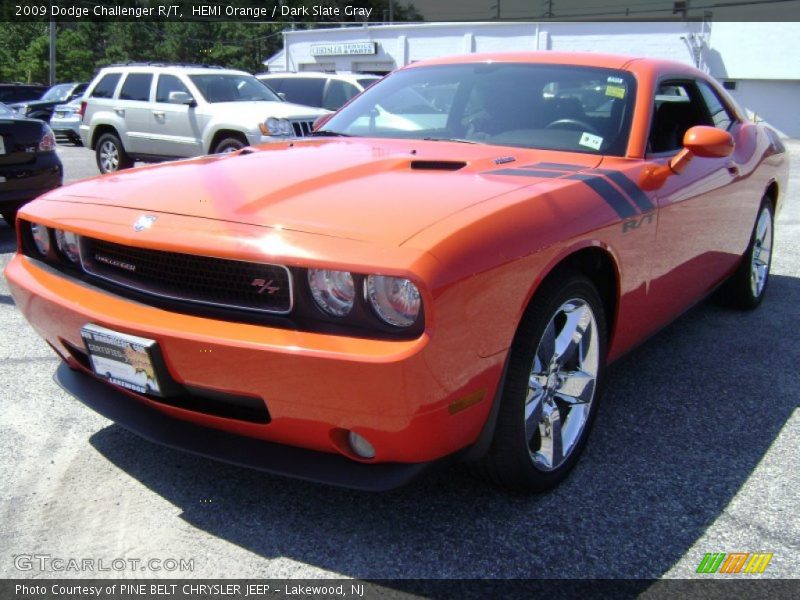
<box><xmin>168</xmin><ymin>91</ymin><xmax>196</xmax><ymax>106</ymax></box>
<box><xmin>640</xmin><ymin>126</ymin><xmax>735</xmax><ymax>190</ymax></box>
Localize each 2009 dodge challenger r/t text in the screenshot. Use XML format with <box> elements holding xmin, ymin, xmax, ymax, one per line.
<box><xmin>5</xmin><ymin>53</ymin><xmax>789</xmax><ymax>491</ymax></box>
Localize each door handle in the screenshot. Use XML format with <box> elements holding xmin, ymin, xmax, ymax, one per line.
<box><xmin>152</xmin><ymin>110</ymin><xmax>165</xmax><ymax>117</ymax></box>
<box><xmin>114</xmin><ymin>108</ymin><xmax>125</xmax><ymax>116</ymax></box>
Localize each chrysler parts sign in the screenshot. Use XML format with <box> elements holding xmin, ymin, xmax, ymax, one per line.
<box><xmin>311</xmin><ymin>42</ymin><xmax>377</xmax><ymax>56</ymax></box>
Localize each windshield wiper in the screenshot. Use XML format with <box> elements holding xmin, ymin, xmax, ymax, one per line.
<box><xmin>310</xmin><ymin>130</ymin><xmax>352</xmax><ymax>137</ymax></box>
<box><xmin>422</xmin><ymin>137</ymin><xmax>482</xmax><ymax>145</ymax></box>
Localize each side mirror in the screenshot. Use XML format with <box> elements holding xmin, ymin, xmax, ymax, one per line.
<box><xmin>168</xmin><ymin>91</ymin><xmax>196</xmax><ymax>106</ymax></box>
<box><xmin>277</xmin><ymin>92</ymin><xmax>287</xmax><ymax>101</ymax></box>
<box><xmin>640</xmin><ymin>126</ymin><xmax>735</xmax><ymax>190</ymax></box>
<box><xmin>312</xmin><ymin>113</ymin><xmax>333</xmax><ymax>131</ymax></box>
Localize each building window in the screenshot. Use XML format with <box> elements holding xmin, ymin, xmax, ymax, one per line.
<box><xmin>722</xmin><ymin>81</ymin><xmax>737</xmax><ymax>91</ymax></box>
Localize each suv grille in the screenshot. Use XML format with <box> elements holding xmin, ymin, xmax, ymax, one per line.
<box><xmin>290</xmin><ymin>119</ymin><xmax>314</xmax><ymax>137</ymax></box>
<box><xmin>79</xmin><ymin>237</ymin><xmax>293</xmax><ymax>314</ymax></box>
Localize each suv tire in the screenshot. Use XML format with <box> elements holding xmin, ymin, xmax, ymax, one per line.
<box><xmin>213</xmin><ymin>137</ymin><xmax>247</xmax><ymax>154</ymax></box>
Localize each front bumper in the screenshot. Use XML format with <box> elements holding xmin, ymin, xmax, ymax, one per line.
<box><xmin>0</xmin><ymin>152</ymin><xmax>62</xmax><ymax>209</ymax></box>
<box><xmin>54</xmin><ymin>363</ymin><xmax>441</xmax><ymax>491</ymax></box>
<box><xmin>6</xmin><ymin>252</ymin><xmax>503</xmax><ymax>471</ymax></box>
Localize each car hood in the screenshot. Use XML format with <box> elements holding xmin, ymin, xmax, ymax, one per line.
<box><xmin>47</xmin><ymin>138</ymin><xmax>601</xmax><ymax>246</ymax></box>
<box><xmin>204</xmin><ymin>100</ymin><xmax>328</xmax><ymax>121</ymax></box>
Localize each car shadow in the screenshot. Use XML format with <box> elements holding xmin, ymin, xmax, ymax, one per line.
<box><xmin>87</xmin><ymin>274</ymin><xmax>799</xmax><ymax>580</ymax></box>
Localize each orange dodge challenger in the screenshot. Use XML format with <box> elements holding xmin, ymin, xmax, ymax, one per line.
<box><xmin>5</xmin><ymin>53</ymin><xmax>789</xmax><ymax>491</ymax></box>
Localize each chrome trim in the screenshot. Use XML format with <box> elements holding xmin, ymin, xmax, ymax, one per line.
<box><xmin>77</xmin><ymin>236</ymin><xmax>294</xmax><ymax>315</ymax></box>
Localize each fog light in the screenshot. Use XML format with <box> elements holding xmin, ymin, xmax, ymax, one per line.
<box><xmin>348</xmin><ymin>431</ymin><xmax>375</xmax><ymax>459</ymax></box>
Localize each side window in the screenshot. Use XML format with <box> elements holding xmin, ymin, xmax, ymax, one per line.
<box><xmin>279</xmin><ymin>78</ymin><xmax>325</xmax><ymax>107</ymax></box>
<box><xmin>323</xmin><ymin>80</ymin><xmax>359</xmax><ymax>110</ymax></box>
<box><xmin>119</xmin><ymin>73</ymin><xmax>153</xmax><ymax>102</ymax></box>
<box><xmin>156</xmin><ymin>75</ymin><xmax>191</xmax><ymax>103</ymax></box>
<box><xmin>264</xmin><ymin>78</ymin><xmax>285</xmax><ymax>93</ymax></box>
<box><xmin>696</xmin><ymin>80</ymin><xmax>735</xmax><ymax>131</ymax></box>
<box><xmin>648</xmin><ymin>81</ymin><xmax>713</xmax><ymax>154</ymax></box>
<box><xmin>90</xmin><ymin>73</ymin><xmax>122</xmax><ymax>99</ymax></box>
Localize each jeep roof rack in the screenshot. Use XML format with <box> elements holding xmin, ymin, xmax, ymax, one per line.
<box><xmin>104</xmin><ymin>62</ymin><xmax>228</xmax><ymax>70</ymax></box>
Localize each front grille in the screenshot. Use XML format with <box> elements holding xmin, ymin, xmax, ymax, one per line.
<box><xmin>290</xmin><ymin>119</ymin><xmax>314</xmax><ymax>137</ymax></box>
<box><xmin>79</xmin><ymin>237</ymin><xmax>293</xmax><ymax>314</ymax></box>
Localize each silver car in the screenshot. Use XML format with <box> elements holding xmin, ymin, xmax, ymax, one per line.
<box><xmin>80</xmin><ymin>64</ymin><xmax>328</xmax><ymax>173</ymax></box>
<box><xmin>50</xmin><ymin>97</ymin><xmax>84</xmax><ymax>145</ymax></box>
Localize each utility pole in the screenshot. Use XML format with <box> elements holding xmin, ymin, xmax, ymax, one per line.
<box><xmin>48</xmin><ymin>19</ymin><xmax>56</xmax><ymax>85</ymax></box>
<box><xmin>389</xmin><ymin>1</ymin><xmax>394</xmax><ymax>23</ymax></box>
<box><xmin>491</xmin><ymin>0</ymin><xmax>501</xmax><ymax>19</ymax></box>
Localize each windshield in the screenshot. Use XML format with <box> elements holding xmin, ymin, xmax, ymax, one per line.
<box><xmin>320</xmin><ymin>64</ymin><xmax>636</xmax><ymax>156</ymax></box>
<box><xmin>189</xmin><ymin>74</ymin><xmax>281</xmax><ymax>103</ymax></box>
<box><xmin>41</xmin><ymin>84</ymin><xmax>74</xmax><ymax>102</ymax></box>
<box><xmin>0</xmin><ymin>102</ymin><xmax>12</xmax><ymax>116</ymax></box>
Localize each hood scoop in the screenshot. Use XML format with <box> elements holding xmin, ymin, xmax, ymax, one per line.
<box><xmin>409</xmin><ymin>160</ymin><xmax>467</xmax><ymax>171</ymax></box>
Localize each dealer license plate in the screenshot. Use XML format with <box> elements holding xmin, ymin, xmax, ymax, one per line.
<box><xmin>80</xmin><ymin>324</ymin><xmax>163</xmax><ymax>395</ymax></box>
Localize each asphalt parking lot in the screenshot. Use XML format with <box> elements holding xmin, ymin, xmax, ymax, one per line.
<box><xmin>0</xmin><ymin>143</ymin><xmax>797</xmax><ymax>582</ymax></box>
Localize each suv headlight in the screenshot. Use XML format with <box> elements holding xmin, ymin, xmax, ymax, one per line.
<box><xmin>366</xmin><ymin>275</ymin><xmax>421</xmax><ymax>327</ymax></box>
<box><xmin>264</xmin><ymin>117</ymin><xmax>293</xmax><ymax>136</ymax></box>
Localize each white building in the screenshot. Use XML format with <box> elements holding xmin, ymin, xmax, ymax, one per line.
<box><xmin>266</xmin><ymin>22</ymin><xmax>800</xmax><ymax>137</ymax></box>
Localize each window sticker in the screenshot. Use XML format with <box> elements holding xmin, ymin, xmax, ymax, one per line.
<box><xmin>606</xmin><ymin>85</ymin><xmax>626</xmax><ymax>99</ymax></box>
<box><xmin>607</xmin><ymin>76</ymin><xmax>625</xmax><ymax>84</ymax></box>
<box><xmin>579</xmin><ymin>132</ymin><xmax>603</xmax><ymax>150</ymax></box>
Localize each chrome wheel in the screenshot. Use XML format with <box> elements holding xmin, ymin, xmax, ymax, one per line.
<box><xmin>99</xmin><ymin>140</ymin><xmax>119</xmax><ymax>172</ymax></box>
<box><xmin>525</xmin><ymin>298</ymin><xmax>599</xmax><ymax>471</ymax></box>
<box><xmin>750</xmin><ymin>207</ymin><xmax>772</xmax><ymax>298</ymax></box>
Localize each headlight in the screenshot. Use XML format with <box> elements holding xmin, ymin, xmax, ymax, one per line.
<box><xmin>308</xmin><ymin>269</ymin><xmax>355</xmax><ymax>317</ymax></box>
<box><xmin>55</xmin><ymin>229</ymin><xmax>80</xmax><ymax>263</ymax></box>
<box><xmin>30</xmin><ymin>223</ymin><xmax>51</xmax><ymax>255</ymax></box>
<box><xmin>264</xmin><ymin>117</ymin><xmax>293</xmax><ymax>136</ymax></box>
<box><xmin>366</xmin><ymin>275</ymin><xmax>421</xmax><ymax>327</ymax></box>
<box><xmin>38</xmin><ymin>125</ymin><xmax>57</xmax><ymax>152</ymax></box>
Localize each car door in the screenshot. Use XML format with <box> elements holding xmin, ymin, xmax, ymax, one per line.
<box><xmin>646</xmin><ymin>78</ymin><xmax>745</xmax><ymax>326</ymax></box>
<box><xmin>116</xmin><ymin>72</ymin><xmax>154</xmax><ymax>155</ymax></box>
<box><xmin>149</xmin><ymin>74</ymin><xmax>202</xmax><ymax>158</ymax></box>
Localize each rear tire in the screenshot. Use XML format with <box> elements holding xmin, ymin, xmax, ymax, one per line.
<box><xmin>477</xmin><ymin>271</ymin><xmax>607</xmax><ymax>491</ymax></box>
<box><xmin>95</xmin><ymin>132</ymin><xmax>134</xmax><ymax>174</ymax></box>
<box><xmin>714</xmin><ymin>197</ymin><xmax>774</xmax><ymax>310</ymax></box>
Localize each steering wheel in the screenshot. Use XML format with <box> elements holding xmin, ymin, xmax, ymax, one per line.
<box><xmin>545</xmin><ymin>119</ymin><xmax>600</xmax><ymax>135</ymax></box>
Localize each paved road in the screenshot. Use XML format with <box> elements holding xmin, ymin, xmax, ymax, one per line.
<box><xmin>0</xmin><ymin>144</ymin><xmax>797</xmax><ymax>581</ymax></box>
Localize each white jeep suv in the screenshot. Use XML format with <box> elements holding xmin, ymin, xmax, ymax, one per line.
<box><xmin>80</xmin><ymin>64</ymin><xmax>328</xmax><ymax>173</ymax></box>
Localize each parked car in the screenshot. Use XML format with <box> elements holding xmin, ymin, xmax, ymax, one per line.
<box><xmin>79</xmin><ymin>63</ymin><xmax>328</xmax><ymax>174</ymax></box>
<box><xmin>50</xmin><ymin>97</ymin><xmax>84</xmax><ymax>145</ymax></box>
<box><xmin>258</xmin><ymin>72</ymin><xmax>381</xmax><ymax>110</ymax></box>
<box><xmin>0</xmin><ymin>102</ymin><xmax>62</xmax><ymax>227</ymax></box>
<box><xmin>0</xmin><ymin>83</ymin><xmax>47</xmax><ymax>105</ymax></box>
<box><xmin>9</xmin><ymin>82</ymin><xmax>88</xmax><ymax>122</ymax></box>
<box><xmin>5</xmin><ymin>53</ymin><xmax>788</xmax><ymax>491</ymax></box>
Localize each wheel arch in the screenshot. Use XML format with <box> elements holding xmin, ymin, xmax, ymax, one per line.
<box><xmin>521</xmin><ymin>242</ymin><xmax>621</xmax><ymax>354</ymax></box>
<box><xmin>90</xmin><ymin>125</ymin><xmax>121</xmax><ymax>150</ymax></box>
<box><xmin>764</xmin><ymin>179</ymin><xmax>779</xmax><ymax>213</ymax></box>
<box><xmin>207</xmin><ymin>129</ymin><xmax>248</xmax><ymax>154</ymax></box>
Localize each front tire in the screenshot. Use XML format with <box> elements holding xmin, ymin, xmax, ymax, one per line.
<box><xmin>715</xmin><ymin>198</ymin><xmax>774</xmax><ymax>309</ymax></box>
<box><xmin>478</xmin><ymin>271</ymin><xmax>607</xmax><ymax>491</ymax></box>
<box><xmin>213</xmin><ymin>136</ymin><xmax>247</xmax><ymax>154</ymax></box>
<box><xmin>95</xmin><ymin>133</ymin><xmax>133</xmax><ymax>174</ymax></box>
